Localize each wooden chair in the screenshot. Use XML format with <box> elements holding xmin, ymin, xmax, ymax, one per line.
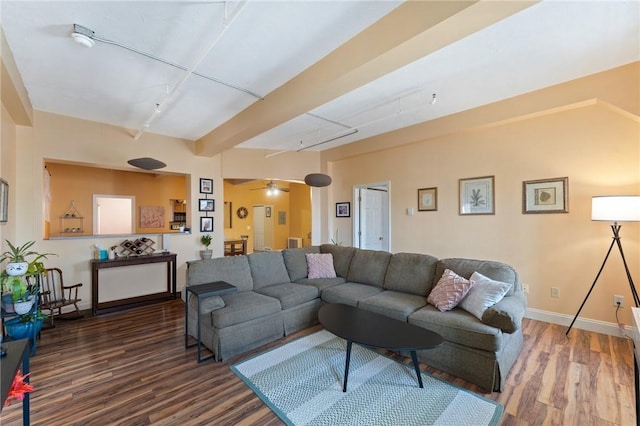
<box><xmin>38</xmin><ymin>268</ymin><xmax>83</xmax><ymax>327</ymax></box>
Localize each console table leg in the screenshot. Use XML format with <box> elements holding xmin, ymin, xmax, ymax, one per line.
<box><xmin>343</xmin><ymin>341</ymin><xmax>352</xmax><ymax>392</ymax></box>
<box><xmin>411</xmin><ymin>351</ymin><xmax>424</xmax><ymax>388</ymax></box>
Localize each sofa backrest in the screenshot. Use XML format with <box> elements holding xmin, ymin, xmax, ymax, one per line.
<box><xmin>282</xmin><ymin>246</ymin><xmax>320</xmax><ymax>281</ymax></box>
<box><xmin>346</xmin><ymin>248</ymin><xmax>392</xmax><ymax>288</ymax></box>
<box><xmin>247</xmin><ymin>251</ymin><xmax>291</xmax><ymax>289</ymax></box>
<box><xmin>320</xmin><ymin>244</ymin><xmax>355</xmax><ymax>278</ymax></box>
<box><xmin>186</xmin><ymin>256</ymin><xmax>254</xmax><ymax>292</ymax></box>
<box><xmin>383</xmin><ymin>252</ymin><xmax>439</xmax><ymax>296</ymax></box>
<box><xmin>435</xmin><ymin>258</ymin><xmax>520</xmax><ymax>296</ymax></box>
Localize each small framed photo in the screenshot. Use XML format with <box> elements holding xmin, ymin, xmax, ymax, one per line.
<box><xmin>199</xmin><ymin>199</ymin><xmax>215</xmax><ymax>212</ymax></box>
<box><xmin>523</xmin><ymin>177</ymin><xmax>568</xmax><ymax>214</ymax></box>
<box><xmin>459</xmin><ymin>176</ymin><xmax>495</xmax><ymax>215</ymax></box>
<box><xmin>336</xmin><ymin>202</ymin><xmax>350</xmax><ymax>218</ymax></box>
<box><xmin>199</xmin><ymin>178</ymin><xmax>213</xmax><ymax>194</ymax></box>
<box><xmin>265</xmin><ymin>206</ymin><xmax>272</xmax><ymax>218</ymax></box>
<box><xmin>200</xmin><ymin>216</ymin><xmax>213</xmax><ymax>232</ymax></box>
<box><xmin>0</xmin><ymin>178</ymin><xmax>8</xmax><ymax>222</ymax></box>
<box><xmin>418</xmin><ymin>187</ymin><xmax>437</xmax><ymax>211</ymax></box>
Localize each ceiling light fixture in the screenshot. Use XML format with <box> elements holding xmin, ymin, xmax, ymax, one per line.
<box><xmin>71</xmin><ymin>32</ymin><xmax>95</xmax><ymax>48</ymax></box>
<box><xmin>304</xmin><ymin>173</ymin><xmax>332</xmax><ymax>187</ymax></box>
<box><xmin>127</xmin><ymin>157</ymin><xmax>167</xmax><ymax>170</ymax></box>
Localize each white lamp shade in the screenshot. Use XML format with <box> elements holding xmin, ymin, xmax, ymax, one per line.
<box><xmin>592</xmin><ymin>195</ymin><xmax>640</xmax><ymax>222</ymax></box>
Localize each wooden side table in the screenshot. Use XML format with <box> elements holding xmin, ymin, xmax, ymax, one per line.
<box><xmin>185</xmin><ymin>281</ymin><xmax>237</xmax><ymax>362</ymax></box>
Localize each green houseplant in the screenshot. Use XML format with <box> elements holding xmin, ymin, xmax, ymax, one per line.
<box><xmin>200</xmin><ymin>234</ymin><xmax>213</xmax><ymax>260</ymax></box>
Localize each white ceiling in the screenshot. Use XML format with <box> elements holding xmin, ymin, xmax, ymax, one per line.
<box><xmin>2</xmin><ymin>1</ymin><xmax>639</xmax><ymax>154</ymax></box>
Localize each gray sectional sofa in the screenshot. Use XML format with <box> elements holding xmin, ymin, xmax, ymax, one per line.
<box><xmin>185</xmin><ymin>244</ymin><xmax>527</xmax><ymax>392</ymax></box>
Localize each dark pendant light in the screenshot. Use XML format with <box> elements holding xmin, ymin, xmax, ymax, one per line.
<box><xmin>304</xmin><ymin>173</ymin><xmax>332</xmax><ymax>187</ymax></box>
<box><xmin>127</xmin><ymin>157</ymin><xmax>167</xmax><ymax>170</ymax></box>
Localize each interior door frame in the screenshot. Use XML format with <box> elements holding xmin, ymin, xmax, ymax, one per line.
<box><xmin>353</xmin><ymin>181</ymin><xmax>390</xmax><ymax>251</ymax></box>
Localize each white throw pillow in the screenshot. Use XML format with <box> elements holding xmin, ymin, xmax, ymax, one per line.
<box><xmin>306</xmin><ymin>253</ymin><xmax>337</xmax><ymax>279</ymax></box>
<box><xmin>427</xmin><ymin>269</ymin><xmax>475</xmax><ymax>312</ymax></box>
<box><xmin>458</xmin><ymin>271</ymin><xmax>513</xmax><ymax>320</ymax></box>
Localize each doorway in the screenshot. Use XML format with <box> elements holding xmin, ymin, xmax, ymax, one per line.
<box><xmin>253</xmin><ymin>204</ymin><xmax>274</xmax><ymax>251</ymax></box>
<box><xmin>353</xmin><ymin>182</ymin><xmax>390</xmax><ymax>251</ymax></box>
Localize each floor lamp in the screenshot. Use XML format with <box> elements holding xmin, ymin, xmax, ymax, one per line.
<box><xmin>566</xmin><ymin>195</ymin><xmax>640</xmax><ymax>336</ymax></box>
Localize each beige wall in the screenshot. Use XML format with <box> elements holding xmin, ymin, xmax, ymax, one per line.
<box><xmin>325</xmin><ymin>65</ymin><xmax>640</xmax><ymax>327</ymax></box>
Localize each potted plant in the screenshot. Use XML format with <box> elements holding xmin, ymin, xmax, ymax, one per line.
<box><xmin>200</xmin><ymin>234</ymin><xmax>213</xmax><ymax>260</ymax></box>
<box><xmin>1</xmin><ymin>240</ymin><xmax>53</xmax><ymax>315</ymax></box>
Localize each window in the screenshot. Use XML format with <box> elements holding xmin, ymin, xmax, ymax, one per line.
<box><xmin>93</xmin><ymin>195</ymin><xmax>134</xmax><ymax>235</ymax></box>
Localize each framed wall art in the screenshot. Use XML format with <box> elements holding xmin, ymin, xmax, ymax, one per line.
<box><xmin>459</xmin><ymin>176</ymin><xmax>495</xmax><ymax>215</ymax></box>
<box><xmin>417</xmin><ymin>187</ymin><xmax>437</xmax><ymax>211</ymax></box>
<box><xmin>523</xmin><ymin>177</ymin><xmax>568</xmax><ymax>214</ymax></box>
<box><xmin>336</xmin><ymin>202</ymin><xmax>350</xmax><ymax>218</ymax></box>
<box><xmin>0</xmin><ymin>178</ymin><xmax>8</xmax><ymax>222</ymax></box>
<box><xmin>199</xmin><ymin>178</ymin><xmax>213</xmax><ymax>194</ymax></box>
<box><xmin>200</xmin><ymin>216</ymin><xmax>213</xmax><ymax>232</ymax></box>
<box><xmin>199</xmin><ymin>198</ymin><xmax>215</xmax><ymax>212</ymax></box>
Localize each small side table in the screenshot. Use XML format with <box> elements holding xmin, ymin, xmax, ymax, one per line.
<box><xmin>185</xmin><ymin>281</ymin><xmax>237</xmax><ymax>363</ymax></box>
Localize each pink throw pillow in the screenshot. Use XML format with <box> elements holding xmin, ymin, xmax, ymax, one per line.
<box><xmin>306</xmin><ymin>253</ymin><xmax>337</xmax><ymax>279</ymax></box>
<box><xmin>427</xmin><ymin>269</ymin><xmax>475</xmax><ymax>312</ymax></box>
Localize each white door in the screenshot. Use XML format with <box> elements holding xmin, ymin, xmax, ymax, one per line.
<box><xmin>253</xmin><ymin>205</ymin><xmax>265</xmax><ymax>251</ymax></box>
<box><xmin>356</xmin><ymin>184</ymin><xmax>389</xmax><ymax>251</ymax></box>
<box><xmin>253</xmin><ymin>205</ymin><xmax>274</xmax><ymax>251</ymax></box>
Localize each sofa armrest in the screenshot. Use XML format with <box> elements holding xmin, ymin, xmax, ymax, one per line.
<box><xmin>481</xmin><ymin>291</ymin><xmax>527</xmax><ymax>333</ymax></box>
<box><xmin>188</xmin><ymin>294</ymin><xmax>226</xmax><ymax>315</ymax></box>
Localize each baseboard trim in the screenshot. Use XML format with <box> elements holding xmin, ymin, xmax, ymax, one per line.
<box><xmin>525</xmin><ymin>308</ymin><xmax>632</xmax><ymax>338</ymax></box>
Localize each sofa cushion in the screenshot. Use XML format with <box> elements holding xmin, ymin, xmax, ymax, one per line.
<box><xmin>427</xmin><ymin>269</ymin><xmax>475</xmax><ymax>312</ymax></box>
<box><xmin>408</xmin><ymin>305</ymin><xmax>503</xmax><ymax>352</ymax></box>
<box><xmin>384</xmin><ymin>252</ymin><xmax>438</xmax><ymax>296</ymax></box>
<box><xmin>320</xmin><ymin>282</ymin><xmax>383</xmax><ymax>306</ymax></box>
<box><xmin>212</xmin><ymin>291</ymin><xmax>282</xmax><ymax>328</ymax></box>
<box><xmin>186</xmin><ymin>257</ymin><xmax>254</xmax><ymax>292</ymax></box>
<box><xmin>358</xmin><ymin>290</ymin><xmax>427</xmax><ymax>321</ymax></box>
<box><xmin>458</xmin><ymin>271</ymin><xmax>512</xmax><ymax>320</ymax></box>
<box><xmin>435</xmin><ymin>258</ymin><xmax>519</xmax><ymax>296</ymax></box>
<box><xmin>295</xmin><ymin>276</ymin><xmax>346</xmax><ymax>292</ymax></box>
<box><xmin>255</xmin><ymin>283</ymin><xmax>319</xmax><ymax>310</ymax></box>
<box><xmin>247</xmin><ymin>251</ymin><xmax>291</xmax><ymax>289</ymax></box>
<box><xmin>282</xmin><ymin>246</ymin><xmax>320</xmax><ymax>281</ymax></box>
<box><xmin>346</xmin><ymin>249</ymin><xmax>391</xmax><ymax>288</ymax></box>
<box><xmin>320</xmin><ymin>244</ymin><xmax>355</xmax><ymax>278</ymax></box>
<box><xmin>306</xmin><ymin>253</ymin><xmax>337</xmax><ymax>279</ymax></box>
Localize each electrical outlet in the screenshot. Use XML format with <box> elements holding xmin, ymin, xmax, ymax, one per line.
<box><xmin>613</xmin><ymin>295</ymin><xmax>624</xmax><ymax>307</ymax></box>
<box><xmin>522</xmin><ymin>283</ymin><xmax>529</xmax><ymax>294</ymax></box>
<box><xmin>551</xmin><ymin>287</ymin><xmax>560</xmax><ymax>298</ymax></box>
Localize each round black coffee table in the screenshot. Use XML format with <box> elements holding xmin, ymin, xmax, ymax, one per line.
<box><xmin>318</xmin><ymin>303</ymin><xmax>444</xmax><ymax>392</ymax></box>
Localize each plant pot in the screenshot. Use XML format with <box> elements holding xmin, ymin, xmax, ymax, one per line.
<box><xmin>13</xmin><ymin>296</ymin><xmax>35</xmax><ymax>315</ymax></box>
<box><xmin>6</xmin><ymin>261</ymin><xmax>29</xmax><ymax>276</ymax></box>
<box><xmin>4</xmin><ymin>317</ymin><xmax>43</xmax><ymax>340</ymax></box>
<box><xmin>200</xmin><ymin>249</ymin><xmax>213</xmax><ymax>260</ymax></box>
<box><xmin>1</xmin><ymin>293</ymin><xmax>15</xmax><ymax>313</ymax></box>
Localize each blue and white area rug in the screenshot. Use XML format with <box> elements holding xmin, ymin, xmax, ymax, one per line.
<box><xmin>231</xmin><ymin>329</ymin><xmax>503</xmax><ymax>426</ymax></box>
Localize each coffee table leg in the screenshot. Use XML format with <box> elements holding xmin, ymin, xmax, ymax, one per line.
<box><xmin>343</xmin><ymin>341</ymin><xmax>352</xmax><ymax>392</ymax></box>
<box><xmin>411</xmin><ymin>351</ymin><xmax>424</xmax><ymax>388</ymax></box>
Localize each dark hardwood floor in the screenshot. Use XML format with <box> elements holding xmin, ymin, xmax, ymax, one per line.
<box><xmin>0</xmin><ymin>300</ymin><xmax>635</xmax><ymax>425</ymax></box>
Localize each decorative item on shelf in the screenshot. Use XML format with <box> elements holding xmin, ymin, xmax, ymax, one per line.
<box><xmin>60</xmin><ymin>200</ymin><xmax>84</xmax><ymax>235</ymax></box>
<box><xmin>200</xmin><ymin>234</ymin><xmax>213</xmax><ymax>260</ymax></box>
<box><xmin>117</xmin><ymin>237</ymin><xmax>156</xmax><ymax>257</ymax></box>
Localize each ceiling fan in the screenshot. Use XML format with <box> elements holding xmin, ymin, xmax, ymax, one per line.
<box><xmin>251</xmin><ymin>180</ymin><xmax>290</xmax><ymax>195</ymax></box>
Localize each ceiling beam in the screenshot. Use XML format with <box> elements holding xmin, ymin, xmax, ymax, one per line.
<box><xmin>195</xmin><ymin>0</ymin><xmax>538</xmax><ymax>157</ymax></box>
